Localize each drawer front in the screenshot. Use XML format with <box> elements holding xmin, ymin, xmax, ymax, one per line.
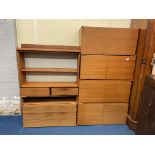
<box><xmin>81</xmin><ymin>27</ymin><xmax>138</xmax><ymax>55</ymax></box>
<box><xmin>20</xmin><ymin>88</ymin><xmax>49</xmax><ymax>96</ymax></box>
<box><xmin>23</xmin><ymin>118</ymin><xmax>76</xmax><ymax>127</ymax></box>
<box><xmin>52</xmin><ymin>87</ymin><xmax>78</xmax><ymax>96</ymax></box>
<box><xmin>22</xmin><ymin>101</ymin><xmax>77</xmax><ymax>113</ymax></box>
<box><xmin>77</xmin><ymin>103</ymin><xmax>128</xmax><ymax>125</ymax></box>
<box><xmin>80</xmin><ymin>55</ymin><xmax>136</xmax><ymax>80</ymax></box>
<box><xmin>79</xmin><ymin>80</ymin><xmax>131</xmax><ymax>103</ymax></box>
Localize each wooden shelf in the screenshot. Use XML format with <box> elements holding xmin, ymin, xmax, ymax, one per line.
<box><xmin>21</xmin><ymin>82</ymin><xmax>78</xmax><ymax>88</ymax></box>
<box><xmin>17</xmin><ymin>45</ymin><xmax>81</xmax><ymax>53</ymax></box>
<box><xmin>21</xmin><ymin>68</ymin><xmax>78</xmax><ymax>73</ymax></box>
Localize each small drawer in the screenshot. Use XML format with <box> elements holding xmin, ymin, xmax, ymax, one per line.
<box><xmin>51</xmin><ymin>87</ymin><xmax>78</xmax><ymax>96</ymax></box>
<box><xmin>20</xmin><ymin>88</ymin><xmax>50</xmax><ymax>97</ymax></box>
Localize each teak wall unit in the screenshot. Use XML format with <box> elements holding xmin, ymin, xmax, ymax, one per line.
<box><xmin>78</xmin><ymin>26</ymin><xmax>138</xmax><ymax>125</ymax></box>
<box><xmin>17</xmin><ymin>45</ymin><xmax>80</xmax><ymax>127</ymax></box>
<box><xmin>17</xmin><ymin>27</ymin><xmax>139</xmax><ymax>128</ymax></box>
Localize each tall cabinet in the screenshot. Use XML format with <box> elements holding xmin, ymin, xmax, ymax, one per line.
<box><xmin>78</xmin><ymin>27</ymin><xmax>139</xmax><ymax>125</ymax></box>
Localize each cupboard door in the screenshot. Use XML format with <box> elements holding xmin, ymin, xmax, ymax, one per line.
<box><xmin>80</xmin><ymin>55</ymin><xmax>108</xmax><ymax>79</ymax></box>
<box><xmin>81</xmin><ymin>27</ymin><xmax>138</xmax><ymax>55</ymax></box>
<box><xmin>102</xmin><ymin>103</ymin><xmax>128</xmax><ymax>124</ymax></box>
<box><xmin>79</xmin><ymin>80</ymin><xmax>131</xmax><ymax>102</ymax></box>
<box><xmin>107</xmin><ymin>56</ymin><xmax>136</xmax><ymax>80</ymax></box>
<box><xmin>77</xmin><ymin>103</ymin><xmax>103</xmax><ymax>125</ymax></box>
<box><xmin>80</xmin><ymin>55</ymin><xmax>136</xmax><ymax>80</ymax></box>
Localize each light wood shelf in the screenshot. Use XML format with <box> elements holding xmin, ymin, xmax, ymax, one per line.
<box><xmin>17</xmin><ymin>46</ymin><xmax>81</xmax><ymax>53</ymax></box>
<box><xmin>21</xmin><ymin>68</ymin><xmax>78</xmax><ymax>73</ymax></box>
<box><xmin>21</xmin><ymin>82</ymin><xmax>78</xmax><ymax>88</ymax></box>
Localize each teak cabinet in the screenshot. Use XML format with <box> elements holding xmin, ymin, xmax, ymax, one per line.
<box><xmin>17</xmin><ymin>26</ymin><xmax>139</xmax><ymax>127</ymax></box>
<box><xmin>78</xmin><ymin>26</ymin><xmax>138</xmax><ymax>125</ymax></box>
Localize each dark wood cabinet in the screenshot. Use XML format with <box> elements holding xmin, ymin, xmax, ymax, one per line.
<box><xmin>136</xmin><ymin>75</ymin><xmax>155</xmax><ymax>134</ymax></box>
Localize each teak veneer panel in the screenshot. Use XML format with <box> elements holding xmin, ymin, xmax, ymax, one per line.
<box><xmin>52</xmin><ymin>87</ymin><xmax>78</xmax><ymax>96</ymax></box>
<box><xmin>79</xmin><ymin>80</ymin><xmax>131</xmax><ymax>103</ymax></box>
<box><xmin>80</xmin><ymin>55</ymin><xmax>136</xmax><ymax>80</ymax></box>
<box><xmin>81</xmin><ymin>26</ymin><xmax>138</xmax><ymax>55</ymax></box>
<box><xmin>23</xmin><ymin>119</ymin><xmax>76</xmax><ymax>127</ymax></box>
<box><xmin>22</xmin><ymin>101</ymin><xmax>76</xmax><ymax>114</ymax></box>
<box><xmin>17</xmin><ymin>46</ymin><xmax>80</xmax><ymax>53</ymax></box>
<box><xmin>22</xmin><ymin>68</ymin><xmax>78</xmax><ymax>73</ymax></box>
<box><xmin>21</xmin><ymin>82</ymin><xmax>78</xmax><ymax>88</ymax></box>
<box><xmin>20</xmin><ymin>88</ymin><xmax>49</xmax><ymax>97</ymax></box>
<box><xmin>77</xmin><ymin>103</ymin><xmax>128</xmax><ymax>125</ymax></box>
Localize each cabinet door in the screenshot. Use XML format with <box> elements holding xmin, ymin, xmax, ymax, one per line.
<box><xmin>80</xmin><ymin>55</ymin><xmax>108</xmax><ymax>79</ymax></box>
<box><xmin>102</xmin><ymin>103</ymin><xmax>128</xmax><ymax>124</ymax></box>
<box><xmin>81</xmin><ymin>27</ymin><xmax>138</xmax><ymax>55</ymax></box>
<box><xmin>77</xmin><ymin>103</ymin><xmax>103</xmax><ymax>125</ymax></box>
<box><xmin>80</xmin><ymin>55</ymin><xmax>136</xmax><ymax>80</ymax></box>
<box><xmin>79</xmin><ymin>80</ymin><xmax>131</xmax><ymax>102</ymax></box>
<box><xmin>77</xmin><ymin>103</ymin><xmax>128</xmax><ymax>125</ymax></box>
<box><xmin>107</xmin><ymin>56</ymin><xmax>136</xmax><ymax>80</ymax></box>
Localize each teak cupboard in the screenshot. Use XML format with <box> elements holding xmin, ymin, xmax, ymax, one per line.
<box><xmin>17</xmin><ymin>26</ymin><xmax>139</xmax><ymax>127</ymax></box>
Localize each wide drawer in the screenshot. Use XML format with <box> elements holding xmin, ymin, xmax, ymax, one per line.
<box><xmin>20</xmin><ymin>88</ymin><xmax>49</xmax><ymax>97</ymax></box>
<box><xmin>22</xmin><ymin>99</ymin><xmax>77</xmax><ymax>127</ymax></box>
<box><xmin>77</xmin><ymin>103</ymin><xmax>128</xmax><ymax>125</ymax></box>
<box><xmin>80</xmin><ymin>55</ymin><xmax>136</xmax><ymax>80</ymax></box>
<box><xmin>51</xmin><ymin>87</ymin><xmax>78</xmax><ymax>96</ymax></box>
<box><xmin>23</xmin><ymin>118</ymin><xmax>76</xmax><ymax>127</ymax></box>
<box><xmin>79</xmin><ymin>80</ymin><xmax>131</xmax><ymax>103</ymax></box>
<box><xmin>22</xmin><ymin>101</ymin><xmax>76</xmax><ymax>113</ymax></box>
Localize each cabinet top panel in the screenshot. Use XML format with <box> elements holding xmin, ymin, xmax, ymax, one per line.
<box><xmin>80</xmin><ymin>26</ymin><xmax>139</xmax><ymax>55</ymax></box>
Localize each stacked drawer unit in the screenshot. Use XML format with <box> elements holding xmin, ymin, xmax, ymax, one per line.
<box><xmin>78</xmin><ymin>27</ymin><xmax>139</xmax><ymax>125</ymax></box>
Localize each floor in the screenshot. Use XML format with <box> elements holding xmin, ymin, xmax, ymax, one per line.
<box><xmin>0</xmin><ymin>116</ymin><xmax>135</xmax><ymax>135</ymax></box>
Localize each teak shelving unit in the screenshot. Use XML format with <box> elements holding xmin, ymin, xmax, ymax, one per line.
<box><xmin>17</xmin><ymin>27</ymin><xmax>139</xmax><ymax>128</ymax></box>
<box><xmin>17</xmin><ymin>45</ymin><xmax>80</xmax><ymax>127</ymax></box>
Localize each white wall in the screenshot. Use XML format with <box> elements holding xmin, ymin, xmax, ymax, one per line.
<box><xmin>16</xmin><ymin>19</ymin><xmax>131</xmax><ymax>47</ymax></box>
<box><xmin>0</xmin><ymin>19</ymin><xmax>20</xmax><ymax>115</ymax></box>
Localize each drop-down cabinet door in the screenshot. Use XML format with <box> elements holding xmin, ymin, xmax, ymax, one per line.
<box><xmin>80</xmin><ymin>55</ymin><xmax>136</xmax><ymax>80</ymax></box>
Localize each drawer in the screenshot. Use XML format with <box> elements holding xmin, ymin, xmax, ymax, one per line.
<box><xmin>81</xmin><ymin>27</ymin><xmax>138</xmax><ymax>55</ymax></box>
<box><xmin>22</xmin><ymin>99</ymin><xmax>77</xmax><ymax>127</ymax></box>
<box><xmin>80</xmin><ymin>55</ymin><xmax>136</xmax><ymax>80</ymax></box>
<box><xmin>23</xmin><ymin>118</ymin><xmax>76</xmax><ymax>127</ymax></box>
<box><xmin>77</xmin><ymin>103</ymin><xmax>128</xmax><ymax>125</ymax></box>
<box><xmin>22</xmin><ymin>101</ymin><xmax>76</xmax><ymax>113</ymax></box>
<box><xmin>51</xmin><ymin>87</ymin><xmax>78</xmax><ymax>96</ymax></box>
<box><xmin>79</xmin><ymin>80</ymin><xmax>131</xmax><ymax>103</ymax></box>
<box><xmin>20</xmin><ymin>88</ymin><xmax>49</xmax><ymax>97</ymax></box>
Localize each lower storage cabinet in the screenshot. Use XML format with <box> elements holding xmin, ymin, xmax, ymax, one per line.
<box><xmin>77</xmin><ymin>103</ymin><xmax>128</xmax><ymax>125</ymax></box>
<box><xmin>22</xmin><ymin>98</ymin><xmax>77</xmax><ymax>127</ymax></box>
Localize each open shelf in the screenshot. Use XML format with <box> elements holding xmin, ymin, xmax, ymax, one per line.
<box><xmin>21</xmin><ymin>68</ymin><xmax>78</xmax><ymax>73</ymax></box>
<box><xmin>17</xmin><ymin>46</ymin><xmax>81</xmax><ymax>53</ymax></box>
<box><xmin>21</xmin><ymin>82</ymin><xmax>78</xmax><ymax>88</ymax></box>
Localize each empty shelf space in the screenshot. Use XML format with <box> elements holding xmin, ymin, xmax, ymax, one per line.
<box><xmin>21</xmin><ymin>82</ymin><xmax>79</xmax><ymax>88</ymax></box>
<box><xmin>21</xmin><ymin>68</ymin><xmax>78</xmax><ymax>73</ymax></box>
